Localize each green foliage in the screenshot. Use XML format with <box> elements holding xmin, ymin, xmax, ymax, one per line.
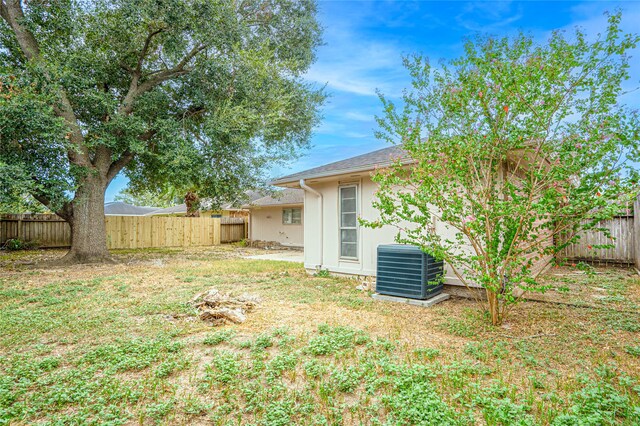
<box><xmin>203</xmin><ymin>350</ymin><xmax>240</xmax><ymax>385</ymax></box>
<box><xmin>113</xmin><ymin>187</ymin><xmax>179</xmax><ymax>208</ymax></box>
<box><xmin>365</xmin><ymin>13</ymin><xmax>640</xmax><ymax>325</ymax></box>
<box><xmin>624</xmin><ymin>345</ymin><xmax>640</xmax><ymax>357</ymax></box>
<box><xmin>552</xmin><ymin>376</ymin><xmax>637</xmax><ymax>425</ymax></box>
<box><xmin>306</xmin><ymin>324</ymin><xmax>366</xmax><ymax>356</ymax></box>
<box><xmin>0</xmin><ymin>0</ymin><xmax>325</xmax><ymax>229</ymax></box>
<box><xmin>383</xmin><ymin>371</ymin><xmax>472</xmax><ymax>425</ymax></box>
<box><xmin>203</xmin><ymin>329</ymin><xmax>236</xmax><ymax>346</ymax></box>
<box><xmin>314</xmin><ymin>268</ymin><xmax>331</xmax><ymax>278</ymax></box>
<box><xmin>1</xmin><ymin>239</ymin><xmax>37</xmax><ymax>251</ymax></box>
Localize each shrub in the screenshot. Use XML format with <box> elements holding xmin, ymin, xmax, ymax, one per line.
<box><xmin>2</xmin><ymin>238</ymin><xmax>37</xmax><ymax>251</ymax></box>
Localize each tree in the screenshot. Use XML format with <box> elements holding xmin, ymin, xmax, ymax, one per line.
<box><xmin>365</xmin><ymin>13</ymin><xmax>640</xmax><ymax>325</ymax></box>
<box><xmin>0</xmin><ymin>0</ymin><xmax>324</xmax><ymax>263</ymax></box>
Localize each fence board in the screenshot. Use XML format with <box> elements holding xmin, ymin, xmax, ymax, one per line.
<box><xmin>1</xmin><ymin>214</ymin><xmax>222</xmax><ymax>249</ymax></box>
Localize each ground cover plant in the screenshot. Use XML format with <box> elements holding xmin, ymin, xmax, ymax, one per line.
<box><xmin>0</xmin><ymin>246</ymin><xmax>638</xmax><ymax>424</ymax></box>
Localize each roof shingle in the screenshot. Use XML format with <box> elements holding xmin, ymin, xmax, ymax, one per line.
<box><xmin>244</xmin><ymin>188</ymin><xmax>304</xmax><ymax>207</ymax></box>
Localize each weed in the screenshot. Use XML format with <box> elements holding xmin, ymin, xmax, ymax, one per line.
<box><xmin>414</xmin><ymin>347</ymin><xmax>440</xmax><ymax>360</ymax></box>
<box><xmin>203</xmin><ymin>351</ymin><xmax>240</xmax><ymax>385</ymax></box>
<box><xmin>331</xmin><ymin>366</ymin><xmax>362</xmax><ymax>393</ymax></box>
<box><xmin>306</xmin><ymin>325</ymin><xmax>360</xmax><ymax>356</ymax></box>
<box><xmin>314</xmin><ymin>269</ymin><xmax>331</xmax><ymax>278</ymax></box>
<box><xmin>203</xmin><ymin>329</ymin><xmax>236</xmax><ymax>346</ymax></box>
<box><xmin>303</xmin><ymin>360</ymin><xmax>327</xmax><ymax>378</ymax></box>
<box><xmin>253</xmin><ymin>334</ymin><xmax>274</xmax><ymax>351</ymax></box>
<box><xmin>624</xmin><ymin>345</ymin><xmax>640</xmax><ymax>357</ymax></box>
<box><xmin>1</xmin><ymin>238</ymin><xmax>37</xmax><ymax>251</ymax></box>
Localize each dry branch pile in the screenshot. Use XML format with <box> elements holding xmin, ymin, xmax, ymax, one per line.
<box><xmin>191</xmin><ymin>288</ymin><xmax>261</xmax><ymax>325</ymax></box>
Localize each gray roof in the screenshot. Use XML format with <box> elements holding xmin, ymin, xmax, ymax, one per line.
<box><xmin>148</xmin><ymin>204</ymin><xmax>188</xmax><ymax>215</ymax></box>
<box><xmin>245</xmin><ymin>188</ymin><xmax>304</xmax><ymax>207</ymax></box>
<box><xmin>104</xmin><ymin>202</ymin><xmax>161</xmax><ymax>216</ymax></box>
<box><xmin>147</xmin><ymin>190</ymin><xmax>265</xmax><ymax>215</ymax></box>
<box><xmin>271</xmin><ymin>146</ymin><xmax>410</xmax><ymax>185</ymax></box>
<box><xmin>221</xmin><ymin>190</ymin><xmax>264</xmax><ymax>209</ymax></box>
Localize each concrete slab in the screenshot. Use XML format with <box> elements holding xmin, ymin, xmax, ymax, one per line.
<box><xmin>371</xmin><ymin>292</ymin><xmax>450</xmax><ymax>307</ymax></box>
<box><xmin>243</xmin><ymin>252</ymin><xmax>304</xmax><ymax>263</ymax></box>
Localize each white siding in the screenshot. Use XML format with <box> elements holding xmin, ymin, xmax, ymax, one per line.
<box><xmin>250</xmin><ymin>206</ymin><xmax>304</xmax><ymax>247</ymax></box>
<box><xmin>302</xmin><ymin>176</ymin><xmax>464</xmax><ymax>286</ymax></box>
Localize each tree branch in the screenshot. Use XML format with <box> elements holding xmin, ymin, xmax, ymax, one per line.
<box><xmin>106</xmin><ymin>150</ymin><xmax>134</xmax><ymax>183</ymax></box>
<box><xmin>137</xmin><ymin>28</ymin><xmax>165</xmax><ymax>73</ymax></box>
<box><xmin>30</xmin><ymin>190</ymin><xmax>72</xmax><ymax>222</ymax></box>
<box><xmin>119</xmin><ymin>44</ymin><xmax>207</xmax><ymax>115</ymax></box>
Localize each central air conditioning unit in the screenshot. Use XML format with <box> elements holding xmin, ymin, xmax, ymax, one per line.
<box><xmin>376</xmin><ymin>244</ymin><xmax>444</xmax><ymax>300</ymax></box>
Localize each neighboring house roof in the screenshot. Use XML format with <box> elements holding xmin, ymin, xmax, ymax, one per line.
<box><xmin>221</xmin><ymin>190</ymin><xmax>264</xmax><ymax>209</ymax></box>
<box><xmin>270</xmin><ymin>146</ymin><xmax>410</xmax><ymax>185</ymax></box>
<box><xmin>148</xmin><ymin>204</ymin><xmax>188</xmax><ymax>215</ymax></box>
<box><xmin>147</xmin><ymin>190</ymin><xmax>265</xmax><ymax>215</ymax></box>
<box><xmin>244</xmin><ymin>188</ymin><xmax>304</xmax><ymax>208</ymax></box>
<box><xmin>104</xmin><ymin>202</ymin><xmax>161</xmax><ymax>216</ymax></box>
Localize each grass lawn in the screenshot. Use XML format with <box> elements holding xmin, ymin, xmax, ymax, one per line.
<box><xmin>0</xmin><ymin>246</ymin><xmax>639</xmax><ymax>425</ymax></box>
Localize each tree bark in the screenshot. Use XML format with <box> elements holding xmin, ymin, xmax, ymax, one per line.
<box><xmin>59</xmin><ymin>175</ymin><xmax>112</xmax><ymax>264</ymax></box>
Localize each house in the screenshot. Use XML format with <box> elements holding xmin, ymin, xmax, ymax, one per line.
<box><xmin>244</xmin><ymin>188</ymin><xmax>304</xmax><ymax>248</ymax></box>
<box><xmin>270</xmin><ymin>146</ymin><xmax>438</xmax><ymax>280</ymax></box>
<box><xmin>271</xmin><ymin>145</ymin><xmax>551</xmax><ymax>290</ymax></box>
<box><xmin>104</xmin><ymin>202</ymin><xmax>161</xmax><ymax>216</ymax></box>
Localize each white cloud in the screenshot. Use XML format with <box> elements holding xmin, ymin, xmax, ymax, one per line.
<box><xmin>303</xmin><ymin>12</ymin><xmax>409</xmax><ymax>97</ymax></box>
<box><xmin>345</xmin><ymin>111</ymin><xmax>374</xmax><ymax>122</ymax></box>
<box><xmin>345</xmin><ymin>131</ymin><xmax>371</xmax><ymax>139</ymax></box>
<box><xmin>455</xmin><ymin>1</ymin><xmax>523</xmax><ymax>32</ymax></box>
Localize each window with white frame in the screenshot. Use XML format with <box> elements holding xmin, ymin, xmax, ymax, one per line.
<box><xmin>339</xmin><ymin>185</ymin><xmax>358</xmax><ymax>259</ymax></box>
<box><xmin>282</xmin><ymin>208</ymin><xmax>302</xmax><ymax>225</ymax></box>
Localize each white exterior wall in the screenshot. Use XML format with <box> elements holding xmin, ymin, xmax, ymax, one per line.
<box><xmin>249</xmin><ymin>205</ymin><xmax>303</xmax><ymax>247</ymax></box>
<box><xmin>302</xmin><ymin>176</ymin><xmax>465</xmax><ymax>286</ymax></box>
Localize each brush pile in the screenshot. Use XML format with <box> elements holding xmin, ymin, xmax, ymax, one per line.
<box><xmin>191</xmin><ymin>288</ymin><xmax>261</xmax><ymax>325</ymax></box>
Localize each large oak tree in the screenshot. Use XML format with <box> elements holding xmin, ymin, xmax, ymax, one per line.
<box><xmin>0</xmin><ymin>0</ymin><xmax>323</xmax><ymax>262</ymax></box>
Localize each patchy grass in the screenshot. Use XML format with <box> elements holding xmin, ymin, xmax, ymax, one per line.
<box><xmin>0</xmin><ymin>247</ymin><xmax>638</xmax><ymax>425</ymax></box>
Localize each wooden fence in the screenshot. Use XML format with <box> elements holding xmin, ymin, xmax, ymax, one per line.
<box><xmin>556</xmin><ymin>215</ymin><xmax>635</xmax><ymax>265</ymax></box>
<box><xmin>105</xmin><ymin>216</ymin><xmax>220</xmax><ymax>249</ymax></box>
<box><xmin>220</xmin><ymin>217</ymin><xmax>247</xmax><ymax>243</ymax></box>
<box><xmin>0</xmin><ymin>214</ymin><xmax>222</xmax><ymax>249</ymax></box>
<box><xmin>0</xmin><ymin>214</ymin><xmax>70</xmax><ymax>248</ymax></box>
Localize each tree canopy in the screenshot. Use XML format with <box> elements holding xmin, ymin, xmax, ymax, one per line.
<box><xmin>0</xmin><ymin>0</ymin><xmax>324</xmax><ymax>261</ymax></box>
<box><xmin>365</xmin><ymin>13</ymin><xmax>640</xmax><ymax>325</ymax></box>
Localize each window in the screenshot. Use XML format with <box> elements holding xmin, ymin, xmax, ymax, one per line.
<box><xmin>339</xmin><ymin>185</ymin><xmax>358</xmax><ymax>259</ymax></box>
<box><xmin>282</xmin><ymin>208</ymin><xmax>302</xmax><ymax>225</ymax></box>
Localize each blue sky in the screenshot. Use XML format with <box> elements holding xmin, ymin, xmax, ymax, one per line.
<box><xmin>105</xmin><ymin>0</ymin><xmax>640</xmax><ymax>202</ymax></box>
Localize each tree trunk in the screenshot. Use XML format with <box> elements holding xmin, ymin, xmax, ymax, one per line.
<box><xmin>487</xmin><ymin>289</ymin><xmax>501</xmax><ymax>326</ymax></box>
<box><xmin>60</xmin><ymin>176</ymin><xmax>112</xmax><ymax>264</ymax></box>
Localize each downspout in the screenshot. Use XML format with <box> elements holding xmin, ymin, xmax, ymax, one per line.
<box><xmin>299</xmin><ymin>179</ymin><xmax>323</xmax><ymax>269</ymax></box>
